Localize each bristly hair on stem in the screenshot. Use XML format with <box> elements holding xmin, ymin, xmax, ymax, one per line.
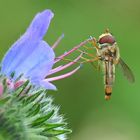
<box><xmin>0</xmin><ymin>75</ymin><xmax>71</xmax><ymax>140</ymax></box>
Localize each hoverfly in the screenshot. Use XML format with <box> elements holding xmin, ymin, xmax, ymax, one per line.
<box><xmin>81</xmin><ymin>29</ymin><xmax>135</xmax><ymax>100</ymax></box>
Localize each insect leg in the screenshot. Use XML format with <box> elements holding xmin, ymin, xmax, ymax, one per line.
<box><xmin>88</xmin><ymin>37</ymin><xmax>100</xmax><ymax>50</ymax></box>
<box><xmin>77</xmin><ymin>49</ymin><xmax>95</xmax><ymax>58</ymax></box>
<box><xmin>90</xmin><ymin>61</ymin><xmax>101</xmax><ymax>70</ymax></box>
<box><xmin>83</xmin><ymin>45</ymin><xmax>95</xmax><ymax>50</ymax></box>
<box><xmin>80</xmin><ymin>56</ymin><xmax>99</xmax><ymax>63</ymax></box>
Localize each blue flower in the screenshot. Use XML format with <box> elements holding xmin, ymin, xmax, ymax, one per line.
<box><xmin>1</xmin><ymin>9</ymin><xmax>87</xmax><ymax>91</ymax></box>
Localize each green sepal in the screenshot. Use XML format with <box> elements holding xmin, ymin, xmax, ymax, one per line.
<box><xmin>43</xmin><ymin>129</ymin><xmax>72</xmax><ymax>137</ymax></box>
<box><xmin>31</xmin><ymin>110</ymin><xmax>54</xmax><ymax>127</ymax></box>
<box><xmin>0</xmin><ymin>75</ymin><xmax>71</xmax><ymax>140</ymax></box>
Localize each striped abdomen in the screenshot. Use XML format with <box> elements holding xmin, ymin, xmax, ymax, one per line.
<box><xmin>104</xmin><ymin>60</ymin><xmax>115</xmax><ymax>100</ymax></box>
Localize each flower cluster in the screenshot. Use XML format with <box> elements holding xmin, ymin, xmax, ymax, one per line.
<box><xmin>1</xmin><ymin>10</ymin><xmax>89</xmax><ymax>92</ymax></box>
<box><xmin>0</xmin><ymin>9</ymin><xmax>91</xmax><ymax>140</ymax></box>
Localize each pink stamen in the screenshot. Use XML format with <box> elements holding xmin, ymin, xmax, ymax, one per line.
<box><xmin>48</xmin><ymin>53</ymin><xmax>83</xmax><ymax>76</ymax></box>
<box><xmin>14</xmin><ymin>80</ymin><xmax>25</xmax><ymax>89</ymax></box>
<box><xmin>48</xmin><ymin>65</ymin><xmax>63</xmax><ymax>74</ymax></box>
<box><xmin>52</xmin><ymin>34</ymin><xmax>64</xmax><ymax>49</ymax></box>
<box><xmin>54</xmin><ymin>39</ymin><xmax>89</xmax><ymax>63</ymax></box>
<box><xmin>45</xmin><ymin>66</ymin><xmax>81</xmax><ymax>82</ymax></box>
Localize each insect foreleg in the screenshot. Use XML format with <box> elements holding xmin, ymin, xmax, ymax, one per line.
<box><xmin>83</xmin><ymin>45</ymin><xmax>95</xmax><ymax>50</ymax></box>
<box><xmin>80</xmin><ymin>56</ymin><xmax>99</xmax><ymax>63</ymax></box>
<box><xmin>88</xmin><ymin>37</ymin><xmax>100</xmax><ymax>50</ymax></box>
<box><xmin>77</xmin><ymin>49</ymin><xmax>95</xmax><ymax>58</ymax></box>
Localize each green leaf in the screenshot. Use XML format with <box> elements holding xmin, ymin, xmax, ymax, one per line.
<box><xmin>0</xmin><ymin>74</ymin><xmax>71</xmax><ymax>140</ymax></box>
<box><xmin>14</xmin><ymin>80</ymin><xmax>30</xmax><ymax>96</ymax></box>
<box><xmin>31</xmin><ymin>110</ymin><xmax>54</xmax><ymax>127</ymax></box>
<box><xmin>27</xmin><ymin>104</ymin><xmax>41</xmax><ymax>117</ymax></box>
<box><xmin>25</xmin><ymin>90</ymin><xmax>44</xmax><ymax>105</ymax></box>
<box><xmin>0</xmin><ymin>96</ymin><xmax>11</xmax><ymax>106</ymax></box>
<box><xmin>42</xmin><ymin>123</ymin><xmax>66</xmax><ymax>131</ymax></box>
<box><xmin>43</xmin><ymin>129</ymin><xmax>72</xmax><ymax>137</ymax></box>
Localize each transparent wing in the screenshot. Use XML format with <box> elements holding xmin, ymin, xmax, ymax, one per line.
<box><xmin>118</xmin><ymin>58</ymin><xmax>135</xmax><ymax>83</ymax></box>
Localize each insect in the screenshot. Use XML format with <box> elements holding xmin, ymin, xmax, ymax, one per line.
<box><xmin>80</xmin><ymin>29</ymin><xmax>135</xmax><ymax>100</ymax></box>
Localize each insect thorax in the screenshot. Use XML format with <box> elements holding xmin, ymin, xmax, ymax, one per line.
<box><xmin>97</xmin><ymin>43</ymin><xmax>117</xmax><ymax>61</ymax></box>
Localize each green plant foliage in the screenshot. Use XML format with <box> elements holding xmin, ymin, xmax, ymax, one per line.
<box><xmin>0</xmin><ymin>76</ymin><xmax>71</xmax><ymax>140</ymax></box>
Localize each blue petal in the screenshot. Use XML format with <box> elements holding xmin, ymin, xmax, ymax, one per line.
<box><xmin>2</xmin><ymin>41</ymin><xmax>39</xmax><ymax>76</ymax></box>
<box><xmin>26</xmin><ymin>9</ymin><xmax>54</xmax><ymax>40</ymax></box>
<box><xmin>24</xmin><ymin>41</ymin><xmax>55</xmax><ymax>79</ymax></box>
<box><xmin>2</xmin><ymin>40</ymin><xmax>55</xmax><ymax>80</ymax></box>
<box><xmin>1</xmin><ymin>9</ymin><xmax>54</xmax><ymax>79</ymax></box>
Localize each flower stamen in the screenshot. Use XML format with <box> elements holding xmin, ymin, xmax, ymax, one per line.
<box><xmin>52</xmin><ymin>34</ymin><xmax>64</xmax><ymax>49</ymax></box>
<box><xmin>44</xmin><ymin>66</ymin><xmax>81</xmax><ymax>82</ymax></box>
<box><xmin>54</xmin><ymin>39</ymin><xmax>90</xmax><ymax>63</ymax></box>
<box><xmin>48</xmin><ymin>53</ymin><xmax>83</xmax><ymax>76</ymax></box>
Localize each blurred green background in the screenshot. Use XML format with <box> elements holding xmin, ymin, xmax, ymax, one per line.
<box><xmin>0</xmin><ymin>0</ymin><xmax>139</xmax><ymax>139</ymax></box>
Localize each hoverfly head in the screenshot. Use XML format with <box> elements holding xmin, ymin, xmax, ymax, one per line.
<box><xmin>98</xmin><ymin>29</ymin><xmax>116</xmax><ymax>46</ymax></box>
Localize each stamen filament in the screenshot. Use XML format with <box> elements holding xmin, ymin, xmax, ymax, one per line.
<box><xmin>45</xmin><ymin>66</ymin><xmax>81</xmax><ymax>82</ymax></box>
<box><xmin>54</xmin><ymin>39</ymin><xmax>90</xmax><ymax>63</ymax></box>
<box><xmin>52</xmin><ymin>34</ymin><xmax>64</xmax><ymax>49</ymax></box>
<box><xmin>48</xmin><ymin>53</ymin><xmax>83</xmax><ymax>76</ymax></box>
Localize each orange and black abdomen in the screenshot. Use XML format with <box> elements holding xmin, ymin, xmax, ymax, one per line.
<box><xmin>104</xmin><ymin>60</ymin><xmax>115</xmax><ymax>100</ymax></box>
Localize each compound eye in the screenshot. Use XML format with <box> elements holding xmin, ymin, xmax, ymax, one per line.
<box><xmin>98</xmin><ymin>35</ymin><xmax>115</xmax><ymax>44</ymax></box>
